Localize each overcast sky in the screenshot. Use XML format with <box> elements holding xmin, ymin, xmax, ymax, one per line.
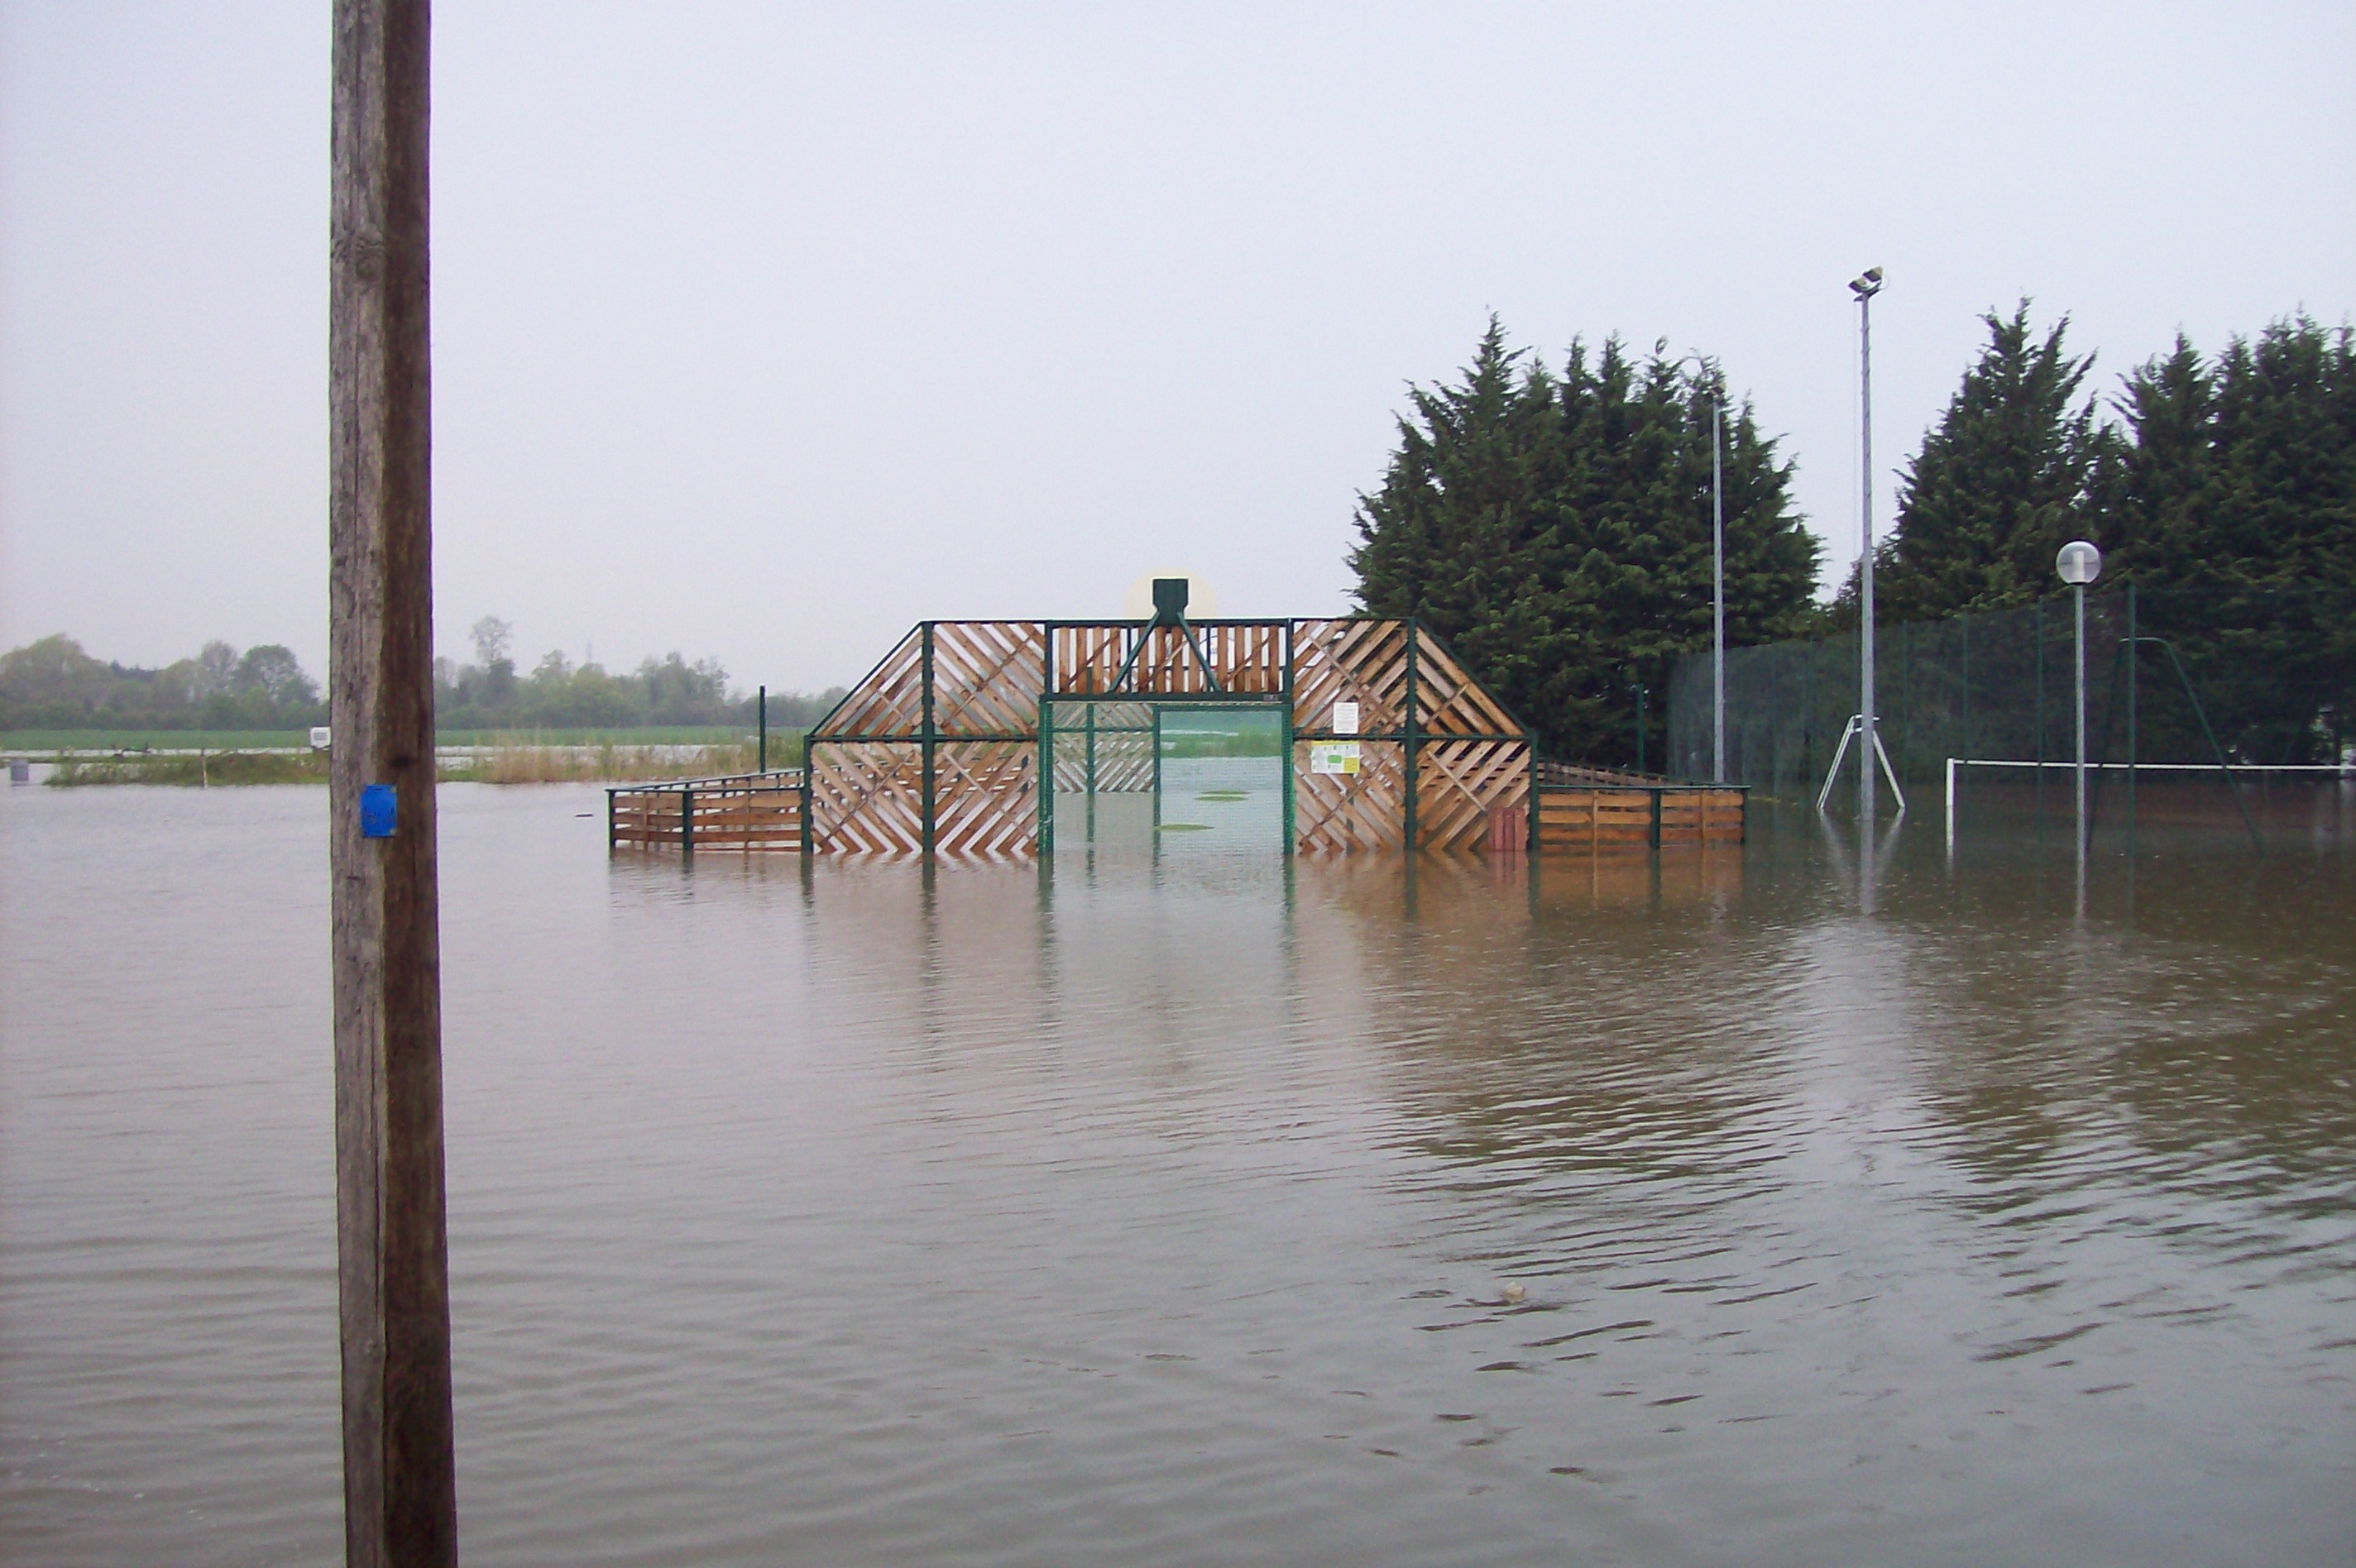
<box><xmin>3</xmin><ymin>2</ymin><xmax>2350</xmax><ymax>691</ymax></box>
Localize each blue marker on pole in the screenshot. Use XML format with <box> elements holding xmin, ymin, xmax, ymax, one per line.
<box><xmin>360</xmin><ymin>783</ymin><xmax>397</xmax><ymax>839</ymax></box>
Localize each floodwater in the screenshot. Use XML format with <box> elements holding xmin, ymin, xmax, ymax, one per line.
<box><xmin>2</xmin><ymin>781</ymin><xmax>2352</xmax><ymax>1566</ymax></box>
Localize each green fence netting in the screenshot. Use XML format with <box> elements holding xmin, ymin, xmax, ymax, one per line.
<box><xmin>1666</xmin><ymin>585</ymin><xmax>2355</xmax><ymax>801</ymax></box>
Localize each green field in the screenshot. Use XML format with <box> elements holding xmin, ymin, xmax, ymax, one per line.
<box><xmin>5</xmin><ymin>725</ymin><xmax>761</xmax><ymax>753</ymax></box>
<box><xmin>21</xmin><ymin>726</ymin><xmax>812</xmax><ymax>786</ymax></box>
<box><xmin>1155</xmin><ymin>709</ymin><xmax>1287</xmax><ymax>758</ymax></box>
<box><xmin>435</xmin><ymin>726</ymin><xmax>749</xmax><ymax>746</ymax></box>
<box><xmin>45</xmin><ymin>750</ymin><xmax>330</xmax><ymax>786</ymax></box>
<box><xmin>3</xmin><ymin>729</ymin><xmax>314</xmax><ymax>752</ymax></box>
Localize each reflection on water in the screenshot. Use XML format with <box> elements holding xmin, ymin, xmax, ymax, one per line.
<box><xmin>2</xmin><ymin>785</ymin><xmax>2351</xmax><ymax>1566</ymax></box>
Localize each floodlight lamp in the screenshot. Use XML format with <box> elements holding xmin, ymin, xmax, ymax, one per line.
<box><xmin>2056</xmin><ymin>540</ymin><xmax>2103</xmax><ymax>586</ymax></box>
<box><xmin>1849</xmin><ymin>267</ymin><xmax>1884</xmax><ymax>299</ymax></box>
<box><xmin>1151</xmin><ymin>576</ymin><xmax>1191</xmax><ymax>626</ymax></box>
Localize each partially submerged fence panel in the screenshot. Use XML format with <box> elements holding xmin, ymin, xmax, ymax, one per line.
<box><xmin>1289</xmin><ymin>619</ymin><xmax>1533</xmax><ymax>854</ymax></box>
<box><xmin>1533</xmin><ymin>762</ymin><xmax>1746</xmax><ymax>851</ymax></box>
<box><xmin>806</xmin><ymin>741</ymin><xmax>924</xmax><ymax>854</ymax></box>
<box><xmin>932</xmin><ymin>739</ymin><xmax>1038</xmax><ymax>858</ymax></box>
<box><xmin>608</xmin><ymin>772</ymin><xmax>804</xmax><ymax>852</ymax></box>
<box><xmin>1051</xmin><ymin>701</ymin><xmax>1155</xmax><ymax>792</ymax></box>
<box><xmin>1294</xmin><ymin>739</ymin><xmax>1409</xmax><ymax>853</ymax></box>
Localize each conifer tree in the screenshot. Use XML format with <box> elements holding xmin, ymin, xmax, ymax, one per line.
<box><xmin>2101</xmin><ymin>334</ymin><xmax>2215</xmax><ymax>582</ymax></box>
<box><xmin>2106</xmin><ymin>317</ymin><xmax>2355</xmax><ymax>760</ymax></box>
<box><xmin>1352</xmin><ymin>319</ymin><xmax>1820</xmax><ymax>762</ymax></box>
<box><xmin>1875</xmin><ymin>302</ymin><xmax>2113</xmax><ymax>620</ymax></box>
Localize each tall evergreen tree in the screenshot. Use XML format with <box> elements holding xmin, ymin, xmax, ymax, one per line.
<box><xmin>1352</xmin><ymin>319</ymin><xmax>1820</xmax><ymax>762</ymax></box>
<box><xmin>2105</xmin><ymin>317</ymin><xmax>2355</xmax><ymax>760</ymax></box>
<box><xmin>2100</xmin><ymin>333</ymin><xmax>2215</xmax><ymax>581</ymax></box>
<box><xmin>1874</xmin><ymin>303</ymin><xmax>2113</xmax><ymax>622</ymax></box>
<box><xmin>2200</xmin><ymin>317</ymin><xmax>2355</xmax><ymax>593</ymax></box>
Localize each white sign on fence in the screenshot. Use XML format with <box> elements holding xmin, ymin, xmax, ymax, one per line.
<box><xmin>1310</xmin><ymin>741</ymin><xmax>1361</xmax><ymax>776</ymax></box>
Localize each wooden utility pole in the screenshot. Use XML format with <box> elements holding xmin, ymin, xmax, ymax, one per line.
<box><xmin>329</xmin><ymin>2</ymin><xmax>456</xmax><ymax>1565</ymax></box>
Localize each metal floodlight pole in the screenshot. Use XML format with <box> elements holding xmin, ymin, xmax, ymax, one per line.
<box><xmin>2057</xmin><ymin>541</ymin><xmax>2104</xmax><ymax>859</ymax></box>
<box><xmin>1712</xmin><ymin>391</ymin><xmax>1726</xmax><ymax>784</ymax></box>
<box><xmin>1673</xmin><ymin>351</ymin><xmax>1729</xmax><ymax>784</ymax></box>
<box><xmin>1850</xmin><ymin>267</ymin><xmax>1884</xmax><ymax>819</ymax></box>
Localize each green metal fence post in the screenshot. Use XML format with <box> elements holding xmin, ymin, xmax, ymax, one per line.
<box><xmin>758</xmin><ymin>685</ymin><xmax>767</xmax><ymax>773</ymax></box>
<box><xmin>800</xmin><ymin>758</ymin><xmax>813</xmax><ymax>857</ymax></box>
<box><xmin>680</xmin><ymin>785</ymin><xmax>694</xmax><ymax>857</ymax></box>
<box><xmin>1037</xmin><ymin>624</ymin><xmax>1055</xmax><ymax>856</ymax></box>
<box><xmin>1403</xmin><ymin>620</ymin><xmax>1420</xmax><ymax>852</ymax></box>
<box><xmin>1280</xmin><ymin>621</ymin><xmax>1296</xmax><ymax>854</ymax></box>
<box><xmin>1801</xmin><ymin>652</ymin><xmax>1812</xmax><ymax>795</ymax></box>
<box><xmin>1525</xmin><ymin>752</ymin><xmax>1539</xmax><ymax>855</ymax></box>
<box><xmin>2125</xmin><ymin>584</ymin><xmax>2138</xmax><ymax>852</ymax></box>
<box><xmin>1038</xmin><ymin>696</ymin><xmax>1055</xmax><ymax>856</ymax></box>
<box><xmin>2156</xmin><ymin>637</ymin><xmax>2263</xmax><ymax>852</ymax></box>
<box><xmin>2034</xmin><ymin>598</ymin><xmax>2047</xmax><ymax>824</ymax></box>
<box><xmin>2086</xmin><ymin>637</ymin><xmax>2129</xmax><ymax>852</ymax></box>
<box><xmin>920</xmin><ymin>622</ymin><xmax>936</xmax><ymax>857</ymax></box>
<box><xmin>1959</xmin><ymin>612</ymin><xmax>1971</xmax><ymax>817</ymax></box>
<box><xmin>1899</xmin><ymin>619</ymin><xmax>1911</xmax><ymax>782</ymax></box>
<box><xmin>1080</xmin><ymin>697</ymin><xmax>1094</xmax><ymax>844</ymax></box>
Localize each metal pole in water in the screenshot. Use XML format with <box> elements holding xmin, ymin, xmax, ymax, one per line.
<box><xmin>2034</xmin><ymin>599</ymin><xmax>2047</xmax><ymax>826</ymax></box>
<box><xmin>2057</xmin><ymin>542</ymin><xmax>2104</xmax><ymax>865</ymax></box>
<box><xmin>758</xmin><ymin>685</ymin><xmax>767</xmax><ymax>773</ymax></box>
<box><xmin>920</xmin><ymin>623</ymin><xmax>936</xmax><ymax>857</ymax></box>
<box><xmin>2075</xmin><ymin>584</ymin><xmax>2087</xmax><ymax>850</ymax></box>
<box><xmin>1945</xmin><ymin>755</ymin><xmax>1956</xmax><ymax>860</ymax></box>
<box><xmin>1403</xmin><ymin>623</ymin><xmax>1421</xmax><ymax>850</ymax></box>
<box><xmin>2125</xmin><ymin>585</ymin><xmax>2138</xmax><ymax>852</ymax></box>
<box><xmin>1851</xmin><ymin>267</ymin><xmax>1884</xmax><ymax>820</ymax></box>
<box><xmin>1712</xmin><ymin>392</ymin><xmax>1726</xmax><ymax>785</ymax></box>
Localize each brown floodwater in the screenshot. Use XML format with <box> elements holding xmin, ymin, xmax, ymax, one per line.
<box><xmin>2</xmin><ymin>781</ymin><xmax>2351</xmax><ymax>1566</ymax></box>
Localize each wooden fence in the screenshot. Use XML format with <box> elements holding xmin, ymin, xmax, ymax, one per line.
<box><xmin>1535</xmin><ymin>779</ymin><xmax>1745</xmax><ymax>851</ymax></box>
<box><xmin>608</xmin><ymin>772</ymin><xmax>804</xmax><ymax>852</ymax></box>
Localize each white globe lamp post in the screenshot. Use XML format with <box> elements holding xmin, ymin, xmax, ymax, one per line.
<box><xmin>2057</xmin><ymin>540</ymin><xmax>2104</xmax><ymax>851</ymax></box>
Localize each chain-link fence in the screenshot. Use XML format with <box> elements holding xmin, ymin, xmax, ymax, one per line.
<box><xmin>1665</xmin><ymin>585</ymin><xmax>2355</xmax><ymax>804</ymax></box>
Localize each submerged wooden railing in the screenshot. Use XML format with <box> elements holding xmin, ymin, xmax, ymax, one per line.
<box><xmin>1534</xmin><ymin>761</ymin><xmax>1745</xmax><ymax>851</ymax></box>
<box><xmin>609</xmin><ymin>771</ymin><xmax>805</xmax><ymax>852</ymax></box>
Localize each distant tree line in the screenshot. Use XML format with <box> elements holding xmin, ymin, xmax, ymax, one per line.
<box><xmin>0</xmin><ymin>635</ymin><xmax>324</xmax><ymax>730</ymax></box>
<box><xmin>1352</xmin><ymin>318</ymin><xmax>1822</xmax><ymax>761</ymax></box>
<box><xmin>433</xmin><ymin>618</ymin><xmax>845</xmax><ymax>731</ymax></box>
<box><xmin>0</xmin><ymin>616</ymin><xmax>848</xmax><ymax>734</ymax></box>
